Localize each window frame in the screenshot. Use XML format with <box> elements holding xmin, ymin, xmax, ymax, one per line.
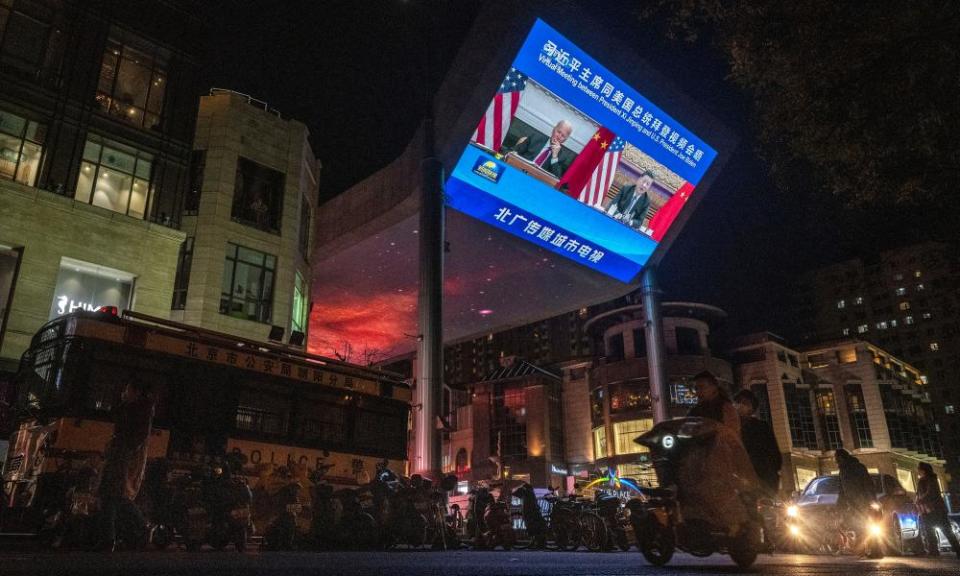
<box><xmin>219</xmin><ymin>242</ymin><xmax>277</xmax><ymax>324</ymax></box>
<box><xmin>0</xmin><ymin>108</ymin><xmax>45</xmax><ymax>186</ymax></box>
<box><xmin>95</xmin><ymin>36</ymin><xmax>169</xmax><ymax>131</ymax></box>
<box><xmin>74</xmin><ymin>135</ymin><xmax>154</xmax><ymax>219</ymax></box>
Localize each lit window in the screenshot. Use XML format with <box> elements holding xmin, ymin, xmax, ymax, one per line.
<box><xmin>914</xmin><ymin>270</ymin><xmax>922</xmax><ymax>278</ymax></box>
<box><xmin>894</xmin><ymin>273</ymin><xmax>903</xmax><ymax>281</ymax></box>
<box><xmin>905</xmin><ymin>316</ymin><xmax>914</xmax><ymax>325</ymax></box>
<box><xmin>922</xmin><ymin>312</ymin><xmax>932</xmax><ymax>320</ymax></box>
<box><xmin>0</xmin><ymin>109</ymin><xmax>45</xmax><ymax>186</ymax></box>
<box><xmin>890</xmin><ymin>319</ymin><xmax>898</xmax><ymax>327</ymax></box>
<box><xmin>96</xmin><ymin>37</ymin><xmax>168</xmax><ymax>130</ymax></box>
<box><xmin>75</xmin><ymin>135</ymin><xmax>153</xmax><ymax>219</ymax></box>
<box><xmin>592</xmin><ymin>427</ymin><xmax>608</xmax><ymax>459</ymax></box>
<box><xmin>855</xmin><ymin>296</ymin><xmax>864</xmax><ymax>305</ymax></box>
<box><xmin>930</xmin><ymin>342</ymin><xmax>940</xmax><ymax>351</ymax></box>
<box><xmin>916</xmin><ymin>283</ymin><xmax>925</xmax><ymax>291</ymax></box>
<box><xmin>896</xmin><ymin>287</ymin><xmax>906</xmax><ymax>296</ymax></box>
<box><xmin>837</xmin><ymin>299</ymin><xmax>846</xmax><ymax>309</ymax></box>
<box><xmin>857</xmin><ymin>324</ymin><xmax>869</xmax><ymax>334</ymax></box>
<box><xmin>946</xmin><ymin>405</ymin><xmax>955</xmax><ymax>415</ymax></box>
<box><xmin>920</xmin><ymin>375</ymin><xmax>928</xmax><ymax>385</ymax></box>
<box><xmin>842</xmin><ymin>328</ymin><xmax>850</xmax><ymax>336</ymax></box>
<box><xmin>291</xmin><ymin>272</ymin><xmax>307</xmax><ymax>335</ymax></box>
<box><xmin>876</xmin><ymin>321</ymin><xmax>888</xmax><ymax>330</ymax></box>
<box><xmin>613</xmin><ymin>419</ymin><xmax>653</xmax><ymax>456</ymax></box>
<box><xmin>899</xmin><ymin>302</ymin><xmax>911</xmax><ymax>311</ymax></box>
<box><xmin>219</xmin><ymin>242</ymin><xmax>276</xmax><ymax>324</ymax></box>
<box><xmin>837</xmin><ymin>348</ymin><xmax>857</xmax><ymax>364</ymax></box>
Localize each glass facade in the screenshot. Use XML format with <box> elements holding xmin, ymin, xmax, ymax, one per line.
<box><xmin>609</xmin><ymin>381</ymin><xmax>651</xmax><ymax>414</ymax></box>
<box><xmin>845</xmin><ymin>384</ymin><xmax>874</xmax><ymax>449</ymax></box>
<box><xmin>784</xmin><ymin>383</ymin><xmax>818</xmax><ymax>449</ymax></box>
<box><xmin>492</xmin><ymin>385</ymin><xmax>527</xmax><ymax>462</ymax></box>
<box><xmin>592</xmin><ymin>426</ymin><xmax>607</xmax><ymax>459</ymax></box>
<box><xmin>96</xmin><ymin>37</ymin><xmax>167</xmax><ymax>130</ymax></box>
<box><xmin>815</xmin><ymin>389</ymin><xmax>843</xmax><ymax>450</ymax></box>
<box><xmin>612</xmin><ymin>418</ymin><xmax>653</xmax><ymax>456</ymax></box>
<box><xmin>75</xmin><ymin>136</ymin><xmax>153</xmax><ymax>219</ymax></box>
<box><xmin>220</xmin><ymin>242</ymin><xmax>276</xmax><ymax>323</ymax></box>
<box><xmin>291</xmin><ymin>271</ymin><xmax>307</xmax><ymax>334</ymax></box>
<box><xmin>0</xmin><ymin>108</ymin><xmax>44</xmax><ymax>186</ymax></box>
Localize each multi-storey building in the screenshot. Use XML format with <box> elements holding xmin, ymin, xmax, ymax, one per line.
<box><xmin>0</xmin><ymin>0</ymin><xmax>202</xmax><ymax>374</ymax></box>
<box><xmin>787</xmin><ymin>242</ymin><xmax>960</xmax><ymax>487</ymax></box>
<box><xmin>572</xmin><ymin>301</ymin><xmax>731</xmax><ymax>486</ymax></box>
<box><xmin>169</xmin><ymin>90</ymin><xmax>319</xmax><ymax>345</ymax></box>
<box><xmin>733</xmin><ymin>333</ymin><xmax>946</xmax><ymax>493</ymax></box>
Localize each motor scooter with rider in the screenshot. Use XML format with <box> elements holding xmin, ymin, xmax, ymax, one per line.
<box><xmin>627</xmin><ymin>417</ymin><xmax>764</xmax><ymax>568</ymax></box>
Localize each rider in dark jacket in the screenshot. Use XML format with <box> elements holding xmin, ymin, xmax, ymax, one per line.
<box><xmin>733</xmin><ymin>389</ymin><xmax>783</xmax><ymax>496</ymax></box>
<box><xmin>916</xmin><ymin>462</ymin><xmax>960</xmax><ymax>557</ymax></box>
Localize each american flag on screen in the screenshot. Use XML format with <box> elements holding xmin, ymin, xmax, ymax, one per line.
<box><xmin>577</xmin><ymin>136</ymin><xmax>625</xmax><ymax>208</ymax></box>
<box><xmin>472</xmin><ymin>68</ymin><xmax>528</xmax><ymax>153</ymax></box>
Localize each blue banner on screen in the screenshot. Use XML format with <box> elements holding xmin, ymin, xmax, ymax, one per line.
<box><xmin>446</xmin><ymin>18</ymin><xmax>718</xmax><ymax>282</ymax></box>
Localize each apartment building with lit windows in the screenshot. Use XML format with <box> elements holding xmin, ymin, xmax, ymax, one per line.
<box><xmin>786</xmin><ymin>242</ymin><xmax>960</xmax><ymax>487</ymax></box>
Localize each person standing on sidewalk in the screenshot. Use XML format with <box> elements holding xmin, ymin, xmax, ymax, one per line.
<box><xmin>97</xmin><ymin>379</ymin><xmax>156</xmax><ymax>551</ymax></box>
<box><xmin>916</xmin><ymin>462</ymin><xmax>960</xmax><ymax>558</ymax></box>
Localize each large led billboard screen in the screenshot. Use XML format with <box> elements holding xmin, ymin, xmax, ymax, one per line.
<box><xmin>446</xmin><ymin>19</ymin><xmax>719</xmax><ymax>282</ymax></box>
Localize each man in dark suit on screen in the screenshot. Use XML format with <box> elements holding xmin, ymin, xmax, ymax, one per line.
<box><xmin>503</xmin><ymin>120</ymin><xmax>575</xmax><ymax>178</ymax></box>
<box><xmin>606</xmin><ymin>171</ymin><xmax>655</xmax><ymax>229</ymax></box>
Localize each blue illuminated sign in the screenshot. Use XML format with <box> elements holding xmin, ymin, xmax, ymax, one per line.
<box><xmin>446</xmin><ymin>18</ymin><xmax>718</xmax><ymax>281</ymax></box>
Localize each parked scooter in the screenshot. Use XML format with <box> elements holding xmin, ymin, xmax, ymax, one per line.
<box><xmin>594</xmin><ymin>491</ymin><xmax>631</xmax><ymax>551</ymax></box>
<box><xmin>469</xmin><ymin>483</ymin><xmax>514</xmax><ymax>550</ymax></box>
<box><xmin>627</xmin><ymin>418</ymin><xmax>763</xmax><ymax>569</ymax></box>
<box><xmin>205</xmin><ymin>466</ymin><xmax>253</xmax><ymax>552</ymax></box>
<box><xmin>262</xmin><ymin>478</ymin><xmax>302</xmax><ymax>550</ymax></box>
<box><xmin>37</xmin><ymin>455</ymin><xmax>99</xmax><ymax>550</ymax></box>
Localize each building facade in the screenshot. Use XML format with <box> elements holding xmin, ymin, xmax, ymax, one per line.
<box><xmin>0</xmin><ymin>0</ymin><xmax>202</xmax><ymax>372</ymax></box>
<box><xmin>444</xmin><ymin>358</ymin><xmax>566</xmax><ymax>489</ymax></box>
<box><xmin>574</xmin><ymin>302</ymin><xmax>732</xmax><ymax>486</ymax></box>
<box><xmin>787</xmin><ymin>242</ymin><xmax>960</xmax><ymax>487</ymax></box>
<box><xmin>441</xmin><ymin>301</ymin><xmax>731</xmax><ymax>492</ymax></box>
<box><xmin>169</xmin><ymin>90</ymin><xmax>319</xmax><ymax>345</ymax></box>
<box><xmin>733</xmin><ymin>333</ymin><xmax>946</xmax><ymax>494</ymax></box>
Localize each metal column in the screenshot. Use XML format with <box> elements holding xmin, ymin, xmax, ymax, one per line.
<box><xmin>413</xmin><ymin>0</ymin><xmax>445</xmax><ymax>479</ymax></box>
<box><xmin>642</xmin><ymin>267</ymin><xmax>669</xmax><ymax>423</ymax></box>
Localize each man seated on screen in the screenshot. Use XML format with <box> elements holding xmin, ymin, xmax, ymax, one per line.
<box><xmin>606</xmin><ymin>171</ymin><xmax>654</xmax><ymax>229</ymax></box>
<box><xmin>502</xmin><ymin>120</ymin><xmax>575</xmax><ymax>178</ymax></box>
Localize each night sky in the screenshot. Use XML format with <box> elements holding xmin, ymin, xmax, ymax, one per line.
<box><xmin>200</xmin><ymin>1</ymin><xmax>958</xmax><ymax>355</ymax></box>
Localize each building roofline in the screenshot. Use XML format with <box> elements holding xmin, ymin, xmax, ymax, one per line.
<box><xmin>583</xmin><ymin>301</ymin><xmax>726</xmax><ymax>334</ymax></box>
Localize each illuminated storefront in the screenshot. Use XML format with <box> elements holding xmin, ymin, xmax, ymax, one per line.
<box><xmin>47</xmin><ymin>258</ymin><xmax>134</xmax><ymax>319</ymax></box>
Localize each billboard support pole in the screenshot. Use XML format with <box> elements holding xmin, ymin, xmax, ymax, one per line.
<box><xmin>414</xmin><ymin>0</ymin><xmax>445</xmax><ymax>481</ymax></box>
<box><xmin>642</xmin><ymin>266</ymin><xmax>669</xmax><ymax>423</ymax></box>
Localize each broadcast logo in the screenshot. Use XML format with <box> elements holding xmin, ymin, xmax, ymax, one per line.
<box><xmin>472</xmin><ymin>157</ymin><xmax>504</xmax><ymax>183</ymax></box>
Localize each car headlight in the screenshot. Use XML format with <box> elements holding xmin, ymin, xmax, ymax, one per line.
<box><xmin>789</xmin><ymin>524</ymin><xmax>801</xmax><ymax>537</ymax></box>
<box><xmin>868</xmin><ymin>521</ymin><xmax>883</xmax><ymax>537</ymax></box>
<box><xmin>786</xmin><ymin>505</ymin><xmax>799</xmax><ymax>518</ymax></box>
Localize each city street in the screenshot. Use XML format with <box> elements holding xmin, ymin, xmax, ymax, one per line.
<box><xmin>0</xmin><ymin>550</ymin><xmax>957</xmax><ymax>576</ymax></box>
